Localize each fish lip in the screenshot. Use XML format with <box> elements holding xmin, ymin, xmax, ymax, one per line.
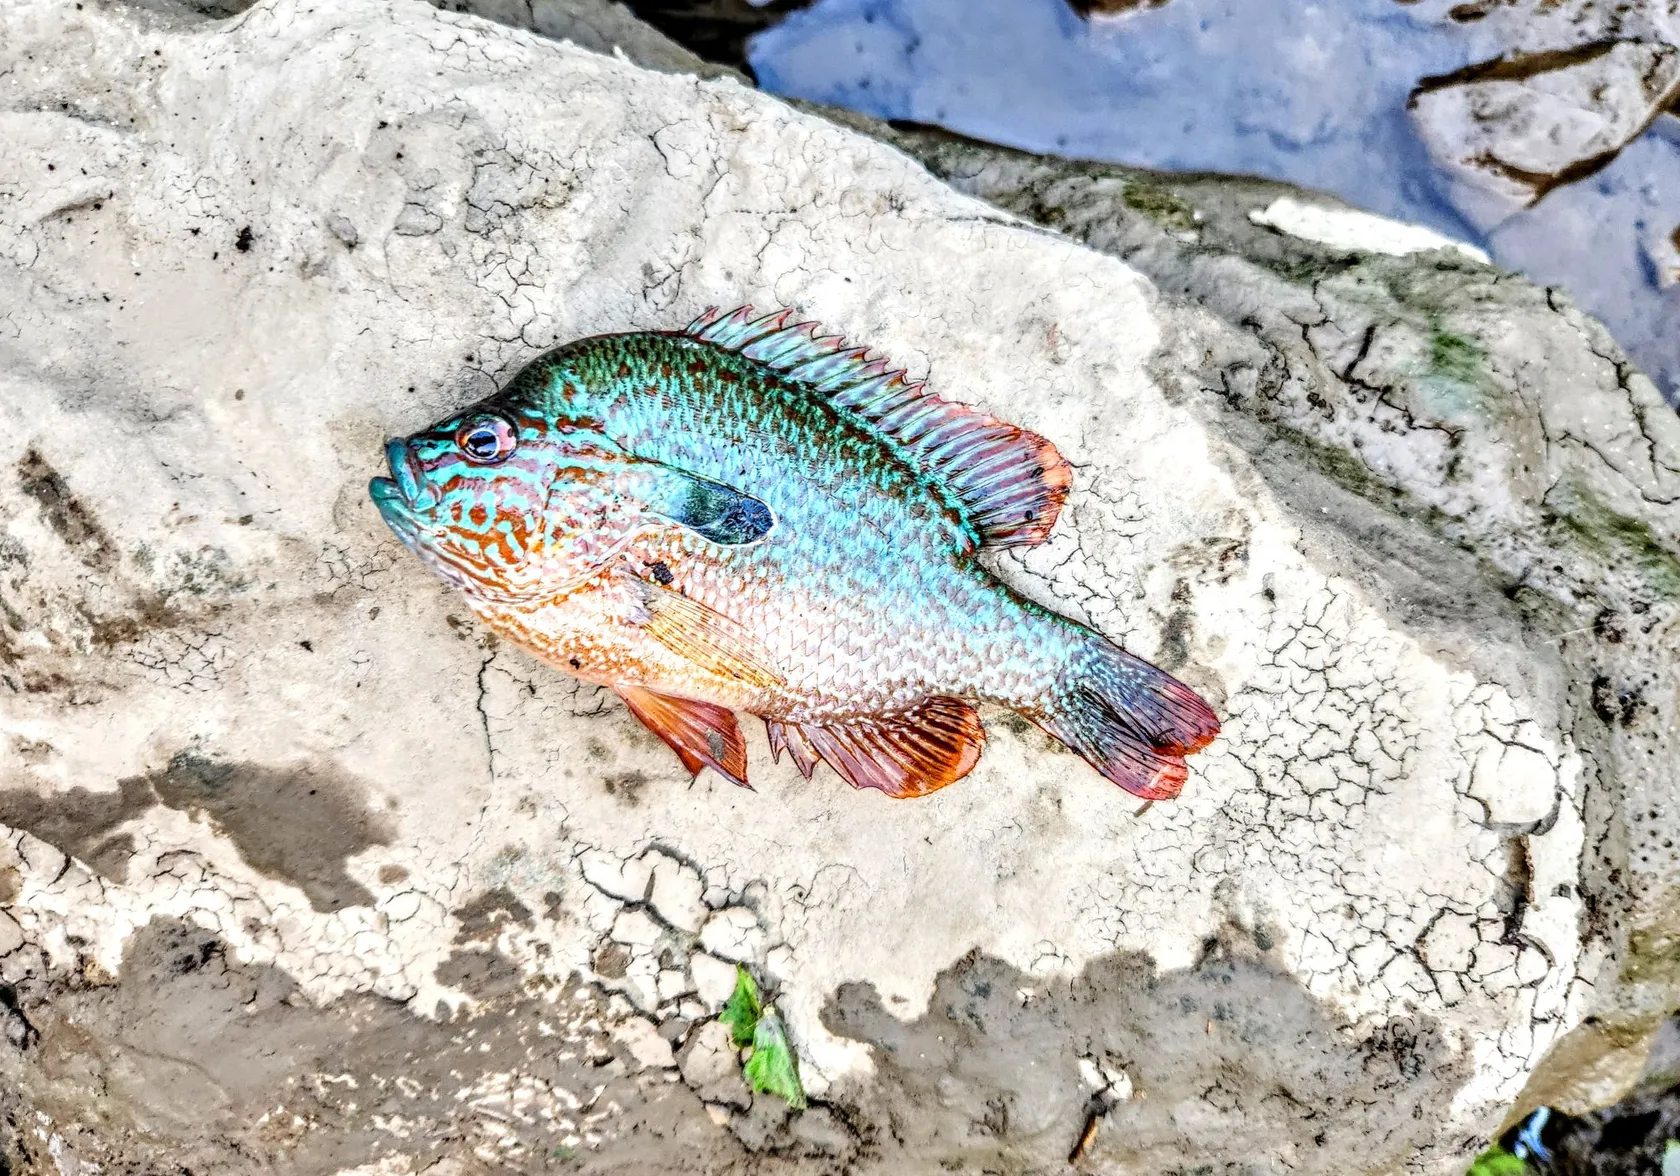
<box><xmin>370</xmin><ymin>438</ymin><xmax>435</xmax><ymax>546</ymax></box>
<box><xmin>368</xmin><ymin>475</ymin><xmax>406</xmax><ymax>511</ymax></box>
<box><xmin>368</xmin><ymin>476</ymin><xmax>420</xmax><ymax>546</ymax></box>
<box><xmin>381</xmin><ymin>438</ymin><xmax>436</xmax><ymax>508</ymax></box>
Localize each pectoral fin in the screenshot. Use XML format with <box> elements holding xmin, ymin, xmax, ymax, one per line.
<box><xmin>629</xmin><ymin>577</ymin><xmax>783</xmax><ymax>689</ymax></box>
<box><xmin>616</xmin><ymin>684</ymin><xmax>750</xmax><ymax>788</ymax></box>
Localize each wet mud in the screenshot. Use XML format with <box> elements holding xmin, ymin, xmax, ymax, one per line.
<box><xmin>0</xmin><ymin>752</ymin><xmax>395</xmax><ymax>911</ymax></box>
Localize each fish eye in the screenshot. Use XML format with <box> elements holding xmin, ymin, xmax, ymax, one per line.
<box><xmin>455</xmin><ymin>414</ymin><xmax>517</xmax><ymax>464</ymax></box>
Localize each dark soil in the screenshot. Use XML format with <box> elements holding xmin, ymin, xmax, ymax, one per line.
<box><xmin>1504</xmin><ymin>1079</ymin><xmax>1680</xmax><ymax>1176</ymax></box>
<box><xmin>618</xmin><ymin>0</ymin><xmax>814</xmax><ymax>75</ymax></box>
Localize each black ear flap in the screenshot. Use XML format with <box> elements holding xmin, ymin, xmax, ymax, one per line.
<box><xmin>607</xmin><ymin>459</ymin><xmax>775</xmax><ymax>546</ymax></box>
<box><xmin>672</xmin><ymin>478</ymin><xmax>774</xmax><ymax>545</ymax></box>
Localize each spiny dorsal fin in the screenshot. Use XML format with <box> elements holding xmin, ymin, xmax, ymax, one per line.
<box><xmin>683</xmin><ymin>306</ymin><xmax>1073</xmax><ymax>550</ymax></box>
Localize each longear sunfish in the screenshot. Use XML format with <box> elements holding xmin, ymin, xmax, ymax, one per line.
<box><xmin>370</xmin><ymin>307</ymin><xmax>1219</xmax><ymax>800</ymax></box>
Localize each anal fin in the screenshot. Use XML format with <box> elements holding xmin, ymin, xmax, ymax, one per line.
<box><xmin>616</xmin><ymin>684</ymin><xmax>750</xmax><ymax>788</ymax></box>
<box><xmin>767</xmin><ymin>697</ymin><xmax>984</xmax><ymax>799</ymax></box>
<box><xmin>765</xmin><ymin>718</ymin><xmax>820</xmax><ymax>780</ymax></box>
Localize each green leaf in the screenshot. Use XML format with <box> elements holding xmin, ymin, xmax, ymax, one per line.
<box><xmin>1466</xmin><ymin>1144</ymin><xmax>1528</xmax><ymax>1176</ymax></box>
<box><xmin>743</xmin><ymin>1005</ymin><xmax>806</xmax><ymax>1111</ymax></box>
<box><xmin>1662</xmin><ymin>1138</ymin><xmax>1679</xmax><ymax>1176</ymax></box>
<box><xmin>718</xmin><ymin>964</ymin><xmax>761</xmax><ymax>1049</ymax></box>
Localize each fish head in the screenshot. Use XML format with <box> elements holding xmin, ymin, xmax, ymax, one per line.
<box><xmin>370</xmin><ymin>400</ymin><xmax>604</xmax><ymax>602</ymax></box>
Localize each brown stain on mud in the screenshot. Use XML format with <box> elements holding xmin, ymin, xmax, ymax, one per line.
<box><xmin>145</xmin><ymin>752</ymin><xmax>395</xmax><ymax>912</ymax></box>
<box><xmin>452</xmin><ymin>886</ymin><xmax>533</xmax><ymax>944</ymax></box>
<box><xmin>3</xmin><ymin>451</ymin><xmax>248</xmax><ymax>709</ymax></box>
<box><xmin>15</xmin><ymin>447</ymin><xmax>119</xmax><ymax>573</ymax></box>
<box><xmin>0</xmin><ymin>775</ymin><xmax>154</xmax><ymax>882</ymax></box>
<box><xmin>603</xmin><ymin>769</ymin><xmax>650</xmax><ymax>807</ymax></box>
<box><xmin>0</xmin><ymin>752</ymin><xmax>394</xmax><ymax>910</ymax></box>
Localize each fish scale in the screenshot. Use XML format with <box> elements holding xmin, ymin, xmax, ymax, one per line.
<box><xmin>371</xmin><ymin>306</ymin><xmax>1220</xmax><ymax>801</ymax></box>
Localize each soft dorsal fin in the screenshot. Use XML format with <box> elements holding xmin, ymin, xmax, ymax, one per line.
<box><xmin>682</xmin><ymin>306</ymin><xmax>1073</xmax><ymax>550</ymax></box>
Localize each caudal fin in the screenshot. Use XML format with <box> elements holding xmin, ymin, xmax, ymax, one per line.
<box><xmin>1033</xmin><ymin>637</ymin><xmax>1220</xmax><ymax>800</ymax></box>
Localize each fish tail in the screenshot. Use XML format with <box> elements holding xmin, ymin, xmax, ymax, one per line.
<box><xmin>1030</xmin><ymin>631</ymin><xmax>1220</xmax><ymax>801</ymax></box>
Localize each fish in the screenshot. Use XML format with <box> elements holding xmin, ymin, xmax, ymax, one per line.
<box><xmin>370</xmin><ymin>306</ymin><xmax>1220</xmax><ymax>800</ymax></box>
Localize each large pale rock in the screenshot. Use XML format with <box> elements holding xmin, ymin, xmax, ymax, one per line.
<box><xmin>888</xmin><ymin>128</ymin><xmax>1680</xmax><ymax>1129</ymax></box>
<box><xmin>1403</xmin><ymin>2</ymin><xmax>1680</xmax><ymax>230</ymax></box>
<box><xmin>0</xmin><ymin>0</ymin><xmax>1674</xmax><ymax>1172</ymax></box>
<box><xmin>1442</xmin><ymin>0</ymin><xmax>1680</xmax><ymax>54</ymax></box>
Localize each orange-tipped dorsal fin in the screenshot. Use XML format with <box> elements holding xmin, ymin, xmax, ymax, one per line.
<box><xmin>682</xmin><ymin>306</ymin><xmax>1072</xmax><ymax>551</ymax></box>
<box><xmin>765</xmin><ymin>696</ymin><xmax>985</xmax><ymax>798</ymax></box>
<box><xmin>616</xmin><ymin>684</ymin><xmax>750</xmax><ymax>788</ymax></box>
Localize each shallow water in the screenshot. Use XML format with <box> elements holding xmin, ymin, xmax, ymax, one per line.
<box><xmin>748</xmin><ymin>0</ymin><xmax>1680</xmax><ymax>402</ymax></box>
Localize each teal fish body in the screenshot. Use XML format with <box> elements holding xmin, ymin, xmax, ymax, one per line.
<box><xmin>371</xmin><ymin>307</ymin><xmax>1219</xmax><ymax>799</ymax></box>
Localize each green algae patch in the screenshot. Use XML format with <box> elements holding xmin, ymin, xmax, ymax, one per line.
<box><xmin>1547</xmin><ymin>481</ymin><xmax>1680</xmax><ymax>599</ymax></box>
<box><xmin>1271</xmin><ymin>423</ymin><xmax>1395</xmax><ymax>503</ymax></box>
<box><xmin>718</xmin><ymin>964</ymin><xmax>807</xmax><ymax>1110</ymax></box>
<box><xmin>1340</xmin><ymin>259</ymin><xmax>1517</xmax><ymax>428</ymax></box>
<box><xmin>1467</xmin><ymin>1144</ymin><xmax>1529</xmax><ymax>1176</ymax></box>
<box><xmin>1253</xmin><ymin>250</ymin><xmax>1360</xmax><ymax>285</ymax></box>
<box><xmin>1123</xmin><ymin>180</ymin><xmax>1197</xmax><ymax>232</ymax></box>
<box><xmin>1429</xmin><ymin>327</ymin><xmax>1485</xmax><ymax>387</ymax></box>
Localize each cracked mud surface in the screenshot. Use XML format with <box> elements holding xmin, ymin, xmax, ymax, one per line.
<box><xmin>0</xmin><ymin>0</ymin><xmax>1675</xmax><ymax>1171</ymax></box>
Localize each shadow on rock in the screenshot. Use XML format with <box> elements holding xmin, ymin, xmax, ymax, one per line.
<box><xmin>0</xmin><ymin>919</ymin><xmax>758</xmax><ymax>1174</ymax></box>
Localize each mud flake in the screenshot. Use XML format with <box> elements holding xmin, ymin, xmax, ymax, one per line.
<box><xmin>453</xmin><ymin>886</ymin><xmax>534</xmax><ymax>944</ymax></box>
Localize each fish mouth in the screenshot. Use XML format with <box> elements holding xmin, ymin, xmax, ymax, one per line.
<box><xmin>372</xmin><ymin>439</ymin><xmax>438</xmax><ymax>506</ymax></box>
<box><xmin>389</xmin><ymin>439</ymin><xmax>434</xmax><ymax>504</ymax></box>
<box><xmin>369</xmin><ymin>438</ymin><xmax>436</xmax><ymax>542</ymax></box>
